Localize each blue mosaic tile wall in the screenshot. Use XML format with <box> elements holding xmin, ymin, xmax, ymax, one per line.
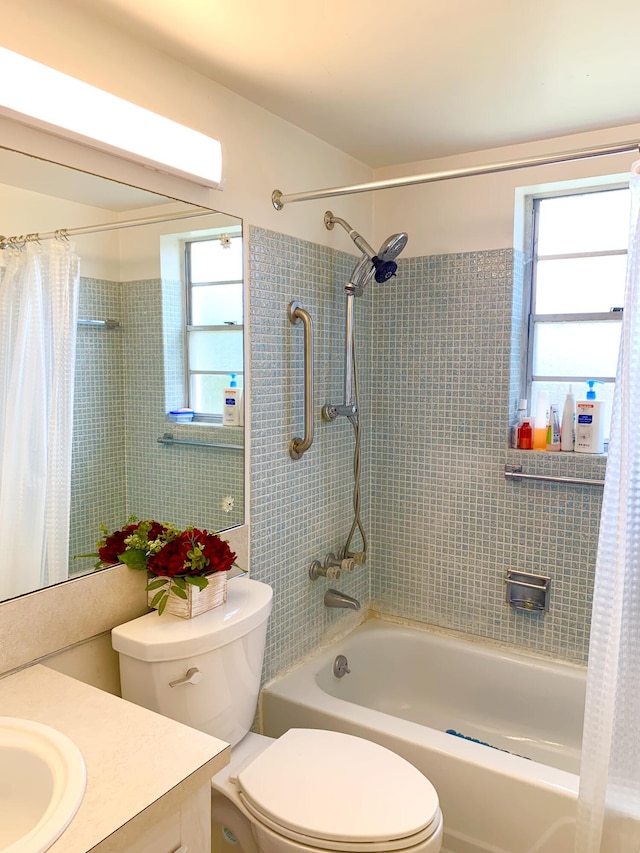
<box><xmin>369</xmin><ymin>250</ymin><xmax>604</xmax><ymax>663</ymax></box>
<box><xmin>248</xmin><ymin>227</ymin><xmax>372</xmax><ymax>682</ymax></box>
<box><xmin>69</xmin><ymin>276</ymin><xmax>245</xmax><ymax>575</ymax></box>
<box><xmin>249</xmin><ymin>233</ymin><xmax>605</xmax><ymax>675</ymax></box>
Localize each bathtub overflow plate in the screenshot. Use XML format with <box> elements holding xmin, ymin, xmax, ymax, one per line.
<box><xmin>333</xmin><ymin>654</ymin><xmax>351</xmax><ymax>678</ymax></box>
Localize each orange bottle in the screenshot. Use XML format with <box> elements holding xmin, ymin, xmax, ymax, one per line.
<box><xmin>518</xmin><ymin>418</ymin><xmax>533</xmax><ymax>449</ymax></box>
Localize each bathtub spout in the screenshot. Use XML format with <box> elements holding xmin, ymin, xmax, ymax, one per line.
<box><xmin>324</xmin><ymin>589</ymin><xmax>361</xmax><ymax>611</ymax></box>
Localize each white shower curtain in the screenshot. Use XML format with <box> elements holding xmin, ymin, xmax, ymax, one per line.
<box><xmin>0</xmin><ymin>241</ymin><xmax>79</xmax><ymax>600</ymax></box>
<box><xmin>575</xmin><ymin>164</ymin><xmax>640</xmax><ymax>852</ymax></box>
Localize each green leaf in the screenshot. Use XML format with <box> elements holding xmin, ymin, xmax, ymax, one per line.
<box><xmin>119</xmin><ymin>549</ymin><xmax>148</xmax><ymax>571</ymax></box>
<box><xmin>146</xmin><ymin>578</ymin><xmax>168</xmax><ymax>591</ymax></box>
<box><xmin>172</xmin><ymin>576</ymin><xmax>187</xmax><ymax>590</ymax></box>
<box><xmin>170</xmin><ymin>584</ymin><xmax>188</xmax><ymax>600</ymax></box>
<box><xmin>157</xmin><ymin>593</ymin><xmax>169</xmax><ymax>615</ymax></box>
<box><xmin>185</xmin><ymin>575</ymin><xmax>208</xmax><ymax>590</ymax></box>
<box><xmin>149</xmin><ymin>589</ymin><xmax>167</xmax><ymax>608</ymax></box>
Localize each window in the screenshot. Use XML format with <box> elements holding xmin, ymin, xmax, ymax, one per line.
<box><xmin>525</xmin><ymin>187</ymin><xmax>630</xmax><ymax>436</ymax></box>
<box><xmin>185</xmin><ymin>233</ymin><xmax>243</xmax><ymax>419</ymax></box>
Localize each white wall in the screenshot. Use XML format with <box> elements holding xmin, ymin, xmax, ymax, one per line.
<box><xmin>373</xmin><ymin>123</ymin><xmax>640</xmax><ymax>256</ymax></box>
<box><xmin>0</xmin><ymin>0</ymin><xmax>374</xmax><ymax>249</ymax></box>
<box><xmin>0</xmin><ymin>182</ymin><xmax>121</xmax><ymax>279</ymax></box>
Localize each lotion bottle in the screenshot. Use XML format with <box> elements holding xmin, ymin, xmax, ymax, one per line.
<box><xmin>222</xmin><ymin>374</ymin><xmax>242</xmax><ymax>426</ymax></box>
<box><xmin>560</xmin><ymin>385</ymin><xmax>575</xmax><ymax>452</ymax></box>
<box><xmin>575</xmin><ymin>380</ymin><xmax>605</xmax><ymax>454</ymax></box>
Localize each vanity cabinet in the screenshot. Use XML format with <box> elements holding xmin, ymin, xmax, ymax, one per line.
<box><xmin>0</xmin><ymin>665</ymin><xmax>229</xmax><ymax>853</ymax></box>
<box><xmin>91</xmin><ymin>777</ymin><xmax>212</xmax><ymax>853</ymax></box>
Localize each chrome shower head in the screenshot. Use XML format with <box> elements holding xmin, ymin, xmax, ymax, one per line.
<box><xmin>325</xmin><ymin>211</ymin><xmax>408</xmax><ymax>295</ymax></box>
<box><xmin>378</xmin><ymin>232</ymin><xmax>408</xmax><ymax>263</ymax></box>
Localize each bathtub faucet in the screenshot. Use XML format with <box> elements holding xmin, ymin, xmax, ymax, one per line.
<box><xmin>324</xmin><ymin>589</ymin><xmax>361</xmax><ymax>611</ymax></box>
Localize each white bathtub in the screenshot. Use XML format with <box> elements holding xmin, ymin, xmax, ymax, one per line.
<box><xmin>262</xmin><ymin>619</ymin><xmax>585</xmax><ymax>853</ymax></box>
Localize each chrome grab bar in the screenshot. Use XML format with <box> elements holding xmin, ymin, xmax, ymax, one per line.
<box><xmin>288</xmin><ymin>301</ymin><xmax>314</xmax><ymax>460</ymax></box>
<box><xmin>158</xmin><ymin>433</ymin><xmax>243</xmax><ymax>450</ymax></box>
<box><xmin>504</xmin><ymin>465</ymin><xmax>605</xmax><ymax>487</ymax></box>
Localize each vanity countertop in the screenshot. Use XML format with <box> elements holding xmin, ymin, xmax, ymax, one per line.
<box><xmin>0</xmin><ymin>664</ymin><xmax>230</xmax><ymax>852</ymax></box>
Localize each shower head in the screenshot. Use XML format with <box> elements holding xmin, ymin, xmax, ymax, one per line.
<box><xmin>371</xmin><ymin>232</ymin><xmax>409</xmax><ymax>282</ymax></box>
<box><xmin>324</xmin><ymin>211</ymin><xmax>408</xmax><ymax>295</ymax></box>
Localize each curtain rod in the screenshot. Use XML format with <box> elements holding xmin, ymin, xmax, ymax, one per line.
<box><xmin>272</xmin><ymin>140</ymin><xmax>640</xmax><ymax>210</ymax></box>
<box><xmin>0</xmin><ymin>207</ymin><xmax>217</xmax><ymax>250</ymax></box>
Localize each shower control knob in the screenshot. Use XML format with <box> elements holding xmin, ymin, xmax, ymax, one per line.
<box><xmin>309</xmin><ymin>559</ymin><xmax>341</xmax><ymax>581</ymax></box>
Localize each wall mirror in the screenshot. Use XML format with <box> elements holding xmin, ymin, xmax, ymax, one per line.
<box><xmin>0</xmin><ymin>146</ymin><xmax>244</xmax><ymax>604</ymax></box>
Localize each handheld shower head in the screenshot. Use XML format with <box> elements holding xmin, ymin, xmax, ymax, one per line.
<box><xmin>325</xmin><ymin>211</ymin><xmax>409</xmax><ymax>295</ymax></box>
<box><xmin>371</xmin><ymin>232</ymin><xmax>409</xmax><ymax>283</ymax></box>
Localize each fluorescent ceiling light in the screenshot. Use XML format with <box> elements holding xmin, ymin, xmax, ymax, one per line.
<box><xmin>0</xmin><ymin>47</ymin><xmax>222</xmax><ymax>188</ymax></box>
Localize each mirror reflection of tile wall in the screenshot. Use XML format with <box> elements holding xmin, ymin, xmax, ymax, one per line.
<box><xmin>70</xmin><ymin>275</ymin><xmax>244</xmax><ymax>574</ymax></box>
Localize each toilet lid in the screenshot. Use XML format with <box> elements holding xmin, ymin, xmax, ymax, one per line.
<box><xmin>236</xmin><ymin>729</ymin><xmax>440</xmax><ymax>849</ymax></box>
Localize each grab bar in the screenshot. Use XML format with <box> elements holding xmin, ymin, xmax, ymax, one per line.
<box><xmin>504</xmin><ymin>465</ymin><xmax>605</xmax><ymax>487</ymax></box>
<box><xmin>77</xmin><ymin>318</ymin><xmax>121</xmax><ymax>329</ymax></box>
<box><xmin>158</xmin><ymin>433</ymin><xmax>243</xmax><ymax>450</ymax></box>
<box><xmin>288</xmin><ymin>301</ymin><xmax>314</xmax><ymax>460</ymax></box>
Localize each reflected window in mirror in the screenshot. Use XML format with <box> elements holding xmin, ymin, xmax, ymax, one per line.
<box><xmin>186</xmin><ymin>232</ymin><xmax>244</xmax><ymax>419</ymax></box>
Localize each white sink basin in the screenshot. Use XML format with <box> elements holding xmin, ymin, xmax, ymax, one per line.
<box><xmin>0</xmin><ymin>717</ymin><xmax>86</xmax><ymax>853</ymax></box>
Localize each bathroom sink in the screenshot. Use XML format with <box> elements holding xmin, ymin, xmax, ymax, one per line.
<box><xmin>0</xmin><ymin>717</ymin><xmax>86</xmax><ymax>853</ymax></box>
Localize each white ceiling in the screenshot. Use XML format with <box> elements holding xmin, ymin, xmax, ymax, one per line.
<box><xmin>70</xmin><ymin>0</ymin><xmax>640</xmax><ymax>168</ymax></box>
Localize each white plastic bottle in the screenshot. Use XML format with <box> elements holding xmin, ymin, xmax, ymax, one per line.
<box><xmin>575</xmin><ymin>380</ymin><xmax>605</xmax><ymax>454</ymax></box>
<box><xmin>560</xmin><ymin>386</ymin><xmax>575</xmax><ymax>452</ymax></box>
<box><xmin>222</xmin><ymin>374</ymin><xmax>242</xmax><ymax>426</ymax></box>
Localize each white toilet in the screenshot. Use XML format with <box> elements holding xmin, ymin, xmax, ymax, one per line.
<box><xmin>112</xmin><ymin>577</ymin><xmax>443</xmax><ymax>853</ymax></box>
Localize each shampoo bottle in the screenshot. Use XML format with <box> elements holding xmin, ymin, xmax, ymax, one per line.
<box><xmin>575</xmin><ymin>380</ymin><xmax>605</xmax><ymax>454</ymax></box>
<box><xmin>222</xmin><ymin>374</ymin><xmax>242</xmax><ymax>427</ymax></box>
<box><xmin>560</xmin><ymin>386</ymin><xmax>575</xmax><ymax>452</ymax></box>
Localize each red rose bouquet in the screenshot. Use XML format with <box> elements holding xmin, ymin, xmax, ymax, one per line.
<box><xmin>96</xmin><ymin>518</ymin><xmax>238</xmax><ymax>615</ymax></box>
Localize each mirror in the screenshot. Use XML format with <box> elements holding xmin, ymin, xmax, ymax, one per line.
<box><xmin>0</xmin><ymin>147</ymin><xmax>244</xmax><ymax>603</ymax></box>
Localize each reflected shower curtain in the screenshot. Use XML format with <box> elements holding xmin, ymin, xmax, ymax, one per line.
<box><xmin>0</xmin><ymin>241</ymin><xmax>79</xmax><ymax>599</ymax></box>
<box><xmin>575</xmin><ymin>165</ymin><xmax>640</xmax><ymax>852</ymax></box>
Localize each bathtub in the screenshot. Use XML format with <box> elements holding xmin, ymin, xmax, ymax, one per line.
<box><xmin>262</xmin><ymin>619</ymin><xmax>585</xmax><ymax>853</ymax></box>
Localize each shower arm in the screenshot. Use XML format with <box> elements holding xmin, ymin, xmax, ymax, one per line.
<box><xmin>324</xmin><ymin>212</ymin><xmax>377</xmax><ymax>260</ymax></box>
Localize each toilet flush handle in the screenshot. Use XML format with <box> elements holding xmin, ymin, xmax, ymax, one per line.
<box><xmin>169</xmin><ymin>667</ymin><xmax>203</xmax><ymax>688</ymax></box>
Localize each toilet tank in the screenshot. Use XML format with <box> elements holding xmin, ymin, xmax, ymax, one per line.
<box><xmin>112</xmin><ymin>576</ymin><xmax>273</xmax><ymax>746</ymax></box>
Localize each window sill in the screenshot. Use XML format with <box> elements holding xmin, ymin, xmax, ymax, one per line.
<box><xmin>505</xmin><ymin>447</ymin><xmax>607</xmax><ymax>482</ymax></box>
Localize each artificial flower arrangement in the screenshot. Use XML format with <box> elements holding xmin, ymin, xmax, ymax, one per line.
<box><xmin>95</xmin><ymin>518</ymin><xmax>238</xmax><ymax>615</ymax></box>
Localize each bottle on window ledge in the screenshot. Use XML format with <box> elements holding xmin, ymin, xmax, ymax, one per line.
<box><xmin>575</xmin><ymin>380</ymin><xmax>605</xmax><ymax>454</ymax></box>
<box><xmin>222</xmin><ymin>374</ymin><xmax>243</xmax><ymax>427</ymax></box>
<box><xmin>518</xmin><ymin>418</ymin><xmax>533</xmax><ymax>450</ymax></box>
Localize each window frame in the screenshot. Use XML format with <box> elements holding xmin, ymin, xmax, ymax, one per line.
<box><xmin>183</xmin><ymin>233</ymin><xmax>244</xmax><ymax>422</ymax></box>
<box><xmin>522</xmin><ymin>187</ymin><xmax>628</xmax><ymax>409</ymax></box>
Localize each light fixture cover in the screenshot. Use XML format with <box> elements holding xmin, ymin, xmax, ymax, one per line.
<box><xmin>0</xmin><ymin>47</ymin><xmax>222</xmax><ymax>188</ymax></box>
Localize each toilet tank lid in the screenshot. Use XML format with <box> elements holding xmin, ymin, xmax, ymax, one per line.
<box><xmin>111</xmin><ymin>577</ymin><xmax>273</xmax><ymax>662</ymax></box>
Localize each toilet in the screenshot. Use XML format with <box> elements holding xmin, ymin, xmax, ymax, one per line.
<box><xmin>112</xmin><ymin>577</ymin><xmax>443</xmax><ymax>853</ymax></box>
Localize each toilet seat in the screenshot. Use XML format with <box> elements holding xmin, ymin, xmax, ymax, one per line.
<box><xmin>235</xmin><ymin>729</ymin><xmax>441</xmax><ymax>852</ymax></box>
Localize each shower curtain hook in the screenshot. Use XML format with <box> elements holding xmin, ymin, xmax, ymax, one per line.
<box><xmin>54</xmin><ymin>229</ymin><xmax>70</xmax><ymax>243</ymax></box>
